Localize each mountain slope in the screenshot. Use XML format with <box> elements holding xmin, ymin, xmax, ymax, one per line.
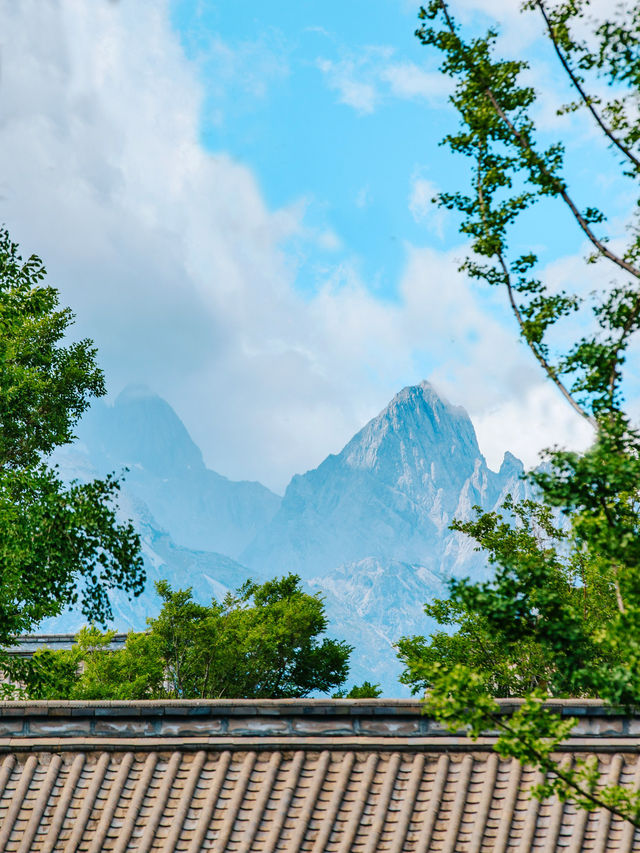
<box><xmin>43</xmin><ymin>445</ymin><xmax>260</xmax><ymax>634</ymax></box>
<box><xmin>45</xmin><ymin>381</ymin><xmax>527</xmax><ymax>695</ymax></box>
<box><xmin>309</xmin><ymin>557</ymin><xmax>448</xmax><ymax>689</ymax></box>
<box><xmin>239</xmin><ymin>381</ymin><xmax>527</xmax><ymax>693</ymax></box>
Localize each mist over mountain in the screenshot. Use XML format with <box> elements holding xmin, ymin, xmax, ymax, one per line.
<box><xmin>75</xmin><ymin>385</ymin><xmax>281</xmax><ymax>559</ymax></box>
<box><xmin>39</xmin><ymin>488</ymin><xmax>253</xmax><ymax>634</ymax></box>
<box><xmin>44</xmin><ymin>439</ymin><xmax>261</xmax><ymax>634</ymax></box>
<box><xmin>48</xmin><ymin>381</ymin><xmax>527</xmax><ymax>694</ymax></box>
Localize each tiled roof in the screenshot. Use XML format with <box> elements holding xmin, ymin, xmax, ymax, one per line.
<box><xmin>0</xmin><ymin>699</ymin><xmax>638</xmax><ymax>851</ymax></box>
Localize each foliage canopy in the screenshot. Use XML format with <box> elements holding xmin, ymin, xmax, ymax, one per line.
<box><xmin>398</xmin><ymin>497</ymin><xmax>618</xmax><ymax>699</ymax></box>
<box><xmin>0</xmin><ymin>228</ymin><xmax>144</xmax><ymax>643</ymax></box>
<box><xmin>399</xmin><ymin>0</ymin><xmax>640</xmax><ymax>826</ymax></box>
<box><xmin>15</xmin><ymin>574</ymin><xmax>352</xmax><ymax>700</ymax></box>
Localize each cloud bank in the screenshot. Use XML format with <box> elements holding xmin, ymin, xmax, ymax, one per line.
<box><xmin>0</xmin><ymin>0</ymin><xmax>593</xmax><ymax>492</ymax></box>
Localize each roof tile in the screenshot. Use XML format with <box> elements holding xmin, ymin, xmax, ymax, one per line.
<box><xmin>1</xmin><ymin>702</ymin><xmax>640</xmax><ymax>849</ymax></box>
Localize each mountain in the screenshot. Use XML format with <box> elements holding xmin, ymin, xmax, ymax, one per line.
<box><xmin>242</xmin><ymin>381</ymin><xmax>525</xmax><ymax>579</ymax></box>
<box><xmin>239</xmin><ymin>382</ymin><xmax>527</xmax><ymax>692</ymax></box>
<box><xmin>74</xmin><ymin>385</ymin><xmax>281</xmax><ymax>559</ymax></box>
<box><xmin>308</xmin><ymin>558</ymin><xmax>448</xmax><ymax>689</ymax></box>
<box><xmin>46</xmin><ymin>380</ymin><xmax>527</xmax><ymax>695</ymax></box>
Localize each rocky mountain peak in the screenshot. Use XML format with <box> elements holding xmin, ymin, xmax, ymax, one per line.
<box><xmin>341</xmin><ymin>381</ymin><xmax>481</xmax><ymax>495</ymax></box>
<box><xmin>74</xmin><ymin>387</ymin><xmax>280</xmax><ymax>559</ymax></box>
<box><xmin>53</xmin><ymin>380</ymin><xmax>530</xmax><ymax>695</ymax></box>
<box><xmin>242</xmin><ymin>381</ymin><xmax>524</xmax><ymax>577</ymax></box>
<box><xmin>498</xmin><ymin>450</ymin><xmax>525</xmax><ymax>477</ymax></box>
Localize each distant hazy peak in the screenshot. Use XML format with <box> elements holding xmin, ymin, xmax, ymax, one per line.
<box><xmin>416</xmin><ymin>378</ymin><xmax>451</xmax><ymax>403</ymax></box>
<box><xmin>499</xmin><ymin>450</ymin><xmax>525</xmax><ymax>475</ymax></box>
<box><xmin>242</xmin><ymin>379</ymin><xmax>526</xmax><ymax>580</ymax></box>
<box><xmin>114</xmin><ymin>384</ymin><xmax>160</xmax><ymax>405</ymax></box>
<box><xmin>393</xmin><ymin>380</ymin><xmax>468</xmax><ymax>417</ymax></box>
<box><xmin>80</xmin><ymin>384</ymin><xmax>205</xmax><ymax>476</ymax></box>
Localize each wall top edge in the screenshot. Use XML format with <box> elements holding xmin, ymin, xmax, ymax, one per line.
<box><xmin>0</xmin><ymin>697</ymin><xmax>629</xmax><ymax>717</ymax></box>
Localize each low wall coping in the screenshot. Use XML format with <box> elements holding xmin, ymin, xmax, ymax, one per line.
<box><xmin>0</xmin><ymin>698</ymin><xmax>635</xmax><ymax>752</ymax></box>
<box><xmin>0</xmin><ymin>697</ymin><xmax>628</xmax><ymax>716</ymax></box>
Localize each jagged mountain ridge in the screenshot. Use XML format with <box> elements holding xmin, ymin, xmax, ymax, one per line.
<box><xmin>237</xmin><ymin>381</ymin><xmax>527</xmax><ymax>691</ymax></box>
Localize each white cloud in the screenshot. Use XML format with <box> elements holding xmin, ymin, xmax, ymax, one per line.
<box><xmin>472</xmin><ymin>384</ymin><xmax>594</xmax><ymax>473</ymax></box>
<box><xmin>408</xmin><ymin>175</ymin><xmax>446</xmax><ymax>238</ymax></box>
<box><xmin>317</xmin><ymin>47</ymin><xmax>449</xmax><ymax>114</ymax></box>
<box><xmin>355</xmin><ymin>185</ymin><xmax>371</xmax><ymax>209</ymax></box>
<box><xmin>397</xmin><ymin>246</ymin><xmax>596</xmax><ymax>471</ymax></box>
<box><xmin>200</xmin><ymin>33</ymin><xmax>289</xmax><ymax>101</ymax></box>
<box><xmin>316</xmin><ymin>229</ymin><xmax>342</xmax><ymax>251</ymax></box>
<box><xmin>316</xmin><ymin>55</ymin><xmax>382</xmax><ymax>114</ymax></box>
<box><xmin>455</xmin><ymin>0</ymin><xmax>524</xmax><ymax>21</ymax></box>
<box><xmin>380</xmin><ymin>62</ymin><xmax>450</xmax><ymax>101</ymax></box>
<box><xmin>409</xmin><ymin>177</ymin><xmax>437</xmax><ymax>221</ymax></box>
<box><xmin>0</xmin><ymin>0</ymin><xmax>601</xmax><ymax>493</ymax></box>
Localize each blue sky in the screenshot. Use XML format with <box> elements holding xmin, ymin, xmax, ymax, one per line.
<box><xmin>170</xmin><ymin>0</ymin><xmax>457</xmax><ymax>297</ymax></box>
<box><xmin>168</xmin><ymin>0</ymin><xmax>631</xmax><ymax>295</ymax></box>
<box><xmin>0</xmin><ymin>0</ymin><xmax>629</xmax><ymax>490</ymax></box>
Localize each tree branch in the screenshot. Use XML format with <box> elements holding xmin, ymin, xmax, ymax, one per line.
<box><xmin>484</xmin><ymin>87</ymin><xmax>640</xmax><ymax>281</ymax></box>
<box><xmin>437</xmin><ymin>0</ymin><xmax>640</xmax><ymax>283</ymax></box>
<box><xmin>475</xmin><ymin>159</ymin><xmax>597</xmax><ymax>427</ymax></box>
<box><xmin>607</xmin><ymin>294</ymin><xmax>640</xmax><ymax>403</ymax></box>
<box><xmin>612</xmin><ymin>566</ymin><xmax>626</xmax><ymax>615</ymax></box>
<box><xmin>489</xmin><ymin>709</ymin><xmax>640</xmax><ymax>826</ymax></box>
<box><xmin>535</xmin><ymin>0</ymin><xmax>640</xmax><ymax>172</ymax></box>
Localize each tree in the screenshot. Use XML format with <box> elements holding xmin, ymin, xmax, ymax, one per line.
<box><xmin>399</xmin><ymin>0</ymin><xmax>640</xmax><ymax>826</ymax></box>
<box><xmin>398</xmin><ymin>497</ymin><xmax>617</xmax><ymax>699</ymax></box>
<box><xmin>151</xmin><ymin>575</ymin><xmax>352</xmax><ymax>699</ymax></box>
<box><xmin>333</xmin><ymin>681</ymin><xmax>383</xmax><ymax>699</ymax></box>
<box><xmin>9</xmin><ymin>627</ymin><xmax>164</xmax><ymax>701</ymax></box>
<box><xmin>0</xmin><ymin>228</ymin><xmax>144</xmax><ymax>643</ymax></box>
<box><xmin>18</xmin><ymin>574</ymin><xmax>352</xmax><ymax>700</ymax></box>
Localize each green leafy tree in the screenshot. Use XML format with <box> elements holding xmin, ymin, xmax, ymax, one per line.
<box><xmin>332</xmin><ymin>681</ymin><xmax>383</xmax><ymax>699</ymax></box>
<box><xmin>71</xmin><ymin>629</ymin><xmax>165</xmax><ymax>701</ymax></box>
<box><xmin>12</xmin><ymin>627</ymin><xmax>163</xmax><ymax>701</ymax></box>
<box><xmin>398</xmin><ymin>498</ymin><xmax>617</xmax><ymax>699</ymax></box>
<box><xmin>155</xmin><ymin>574</ymin><xmax>352</xmax><ymax>698</ymax></box>
<box><xmin>399</xmin><ymin>0</ymin><xmax>640</xmax><ymax>826</ymax></box>
<box><xmin>0</xmin><ymin>228</ymin><xmax>144</xmax><ymax>644</ymax></box>
<box><xmin>150</xmin><ymin>575</ymin><xmax>351</xmax><ymax>699</ymax></box>
<box><xmin>20</xmin><ymin>574</ymin><xmax>352</xmax><ymax>700</ymax></box>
